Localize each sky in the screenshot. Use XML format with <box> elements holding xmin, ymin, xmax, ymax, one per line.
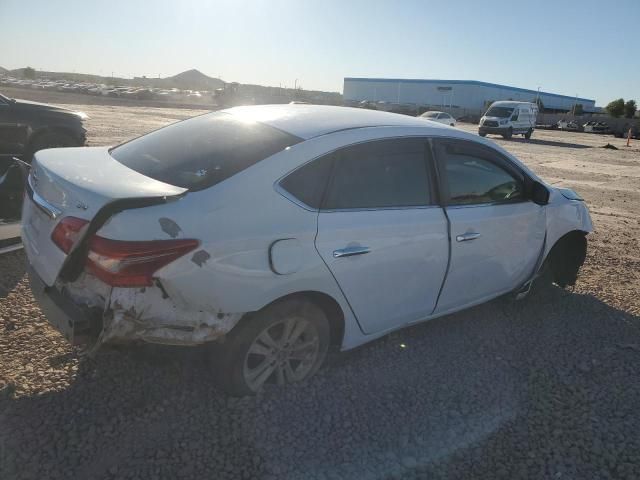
<box><xmin>0</xmin><ymin>0</ymin><xmax>638</xmax><ymax>106</ymax></box>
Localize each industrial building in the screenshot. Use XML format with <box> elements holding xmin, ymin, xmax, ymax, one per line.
<box><xmin>343</xmin><ymin>78</ymin><xmax>596</xmax><ymax>115</ymax></box>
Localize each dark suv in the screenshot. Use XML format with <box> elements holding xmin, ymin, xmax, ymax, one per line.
<box><xmin>0</xmin><ymin>92</ymin><xmax>87</xmax><ymax>160</ymax></box>
<box><xmin>0</xmin><ymin>92</ymin><xmax>87</xmax><ymax>253</ymax></box>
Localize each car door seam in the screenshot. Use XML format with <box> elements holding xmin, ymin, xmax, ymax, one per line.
<box><xmin>313</xmin><ymin>153</ymin><xmax>367</xmax><ymax>336</ymax></box>
<box><xmin>428</xmin><ymin>138</ymin><xmax>452</xmax><ymax>315</ymax></box>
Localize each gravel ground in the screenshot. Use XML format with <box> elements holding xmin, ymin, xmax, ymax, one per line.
<box><xmin>1</xmin><ymin>102</ymin><xmax>640</xmax><ymax>479</ymax></box>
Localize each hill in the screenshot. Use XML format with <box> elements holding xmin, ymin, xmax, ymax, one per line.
<box><xmin>0</xmin><ymin>66</ymin><xmax>8</xmax><ymax>74</ymax></box>
<box><xmin>132</xmin><ymin>69</ymin><xmax>224</xmax><ymax>91</ymax></box>
<box><xmin>167</xmin><ymin>69</ymin><xmax>225</xmax><ymax>90</ymax></box>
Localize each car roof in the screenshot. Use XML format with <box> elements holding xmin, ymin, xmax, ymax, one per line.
<box><xmin>225</xmin><ymin>104</ymin><xmax>440</xmax><ymax>140</ymax></box>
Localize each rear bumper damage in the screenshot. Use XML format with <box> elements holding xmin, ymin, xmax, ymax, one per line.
<box><xmin>30</xmin><ymin>265</ymin><xmax>244</xmax><ymax>348</ymax></box>
<box><xmin>103</xmin><ymin>285</ymin><xmax>243</xmax><ymax>346</ymax></box>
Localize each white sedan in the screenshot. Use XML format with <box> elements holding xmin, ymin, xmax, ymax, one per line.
<box><xmin>419</xmin><ymin>110</ymin><xmax>457</xmax><ymax>126</ymax></box>
<box><xmin>23</xmin><ymin>105</ymin><xmax>592</xmax><ymax>395</ymax></box>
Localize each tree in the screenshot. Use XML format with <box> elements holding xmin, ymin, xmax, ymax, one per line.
<box><xmin>573</xmin><ymin>104</ymin><xmax>584</xmax><ymax>116</ymax></box>
<box><xmin>624</xmin><ymin>100</ymin><xmax>637</xmax><ymax>119</ymax></box>
<box><xmin>22</xmin><ymin>66</ymin><xmax>36</xmax><ymax>79</ymax></box>
<box><xmin>606</xmin><ymin>98</ymin><xmax>625</xmax><ymax>118</ymax></box>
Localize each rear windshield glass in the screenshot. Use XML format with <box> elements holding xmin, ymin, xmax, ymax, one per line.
<box><xmin>421</xmin><ymin>112</ymin><xmax>438</xmax><ymax>118</ymax></box>
<box><xmin>110</xmin><ymin>112</ymin><xmax>302</xmax><ymax>191</ymax></box>
<box><xmin>485</xmin><ymin>106</ymin><xmax>514</xmax><ymax>118</ymax></box>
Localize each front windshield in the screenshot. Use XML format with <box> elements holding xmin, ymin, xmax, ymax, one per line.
<box><xmin>485</xmin><ymin>106</ymin><xmax>514</xmax><ymax>118</ymax></box>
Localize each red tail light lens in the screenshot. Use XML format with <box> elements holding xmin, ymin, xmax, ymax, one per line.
<box><xmin>51</xmin><ymin>217</ymin><xmax>90</xmax><ymax>254</ymax></box>
<box><xmin>85</xmin><ymin>236</ymin><xmax>199</xmax><ymax>287</ymax></box>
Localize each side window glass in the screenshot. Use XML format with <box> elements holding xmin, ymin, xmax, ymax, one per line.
<box><xmin>279</xmin><ymin>154</ymin><xmax>334</xmax><ymax>209</ymax></box>
<box><xmin>323</xmin><ymin>139</ymin><xmax>431</xmax><ymax>210</ymax></box>
<box><xmin>437</xmin><ymin>113</ymin><xmax>446</xmax><ymax>119</ymax></box>
<box><xmin>439</xmin><ymin>142</ymin><xmax>524</xmax><ymax>206</ymax></box>
<box><xmin>511</xmin><ymin>109</ymin><xmax>519</xmax><ymax>121</ymax></box>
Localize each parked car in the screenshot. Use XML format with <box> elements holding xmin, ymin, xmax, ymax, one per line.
<box><xmin>418</xmin><ymin>111</ymin><xmax>457</xmax><ymax>126</ymax></box>
<box><xmin>23</xmin><ymin>105</ymin><xmax>591</xmax><ymax>395</ymax></box>
<box><xmin>479</xmin><ymin>101</ymin><xmax>538</xmax><ymax>139</ymax></box>
<box><xmin>557</xmin><ymin>120</ymin><xmax>581</xmax><ymax>132</ymax></box>
<box><xmin>583</xmin><ymin>121</ymin><xmax>609</xmax><ymax>134</ymax></box>
<box><xmin>0</xmin><ymin>92</ymin><xmax>87</xmax><ymax>161</ymax></box>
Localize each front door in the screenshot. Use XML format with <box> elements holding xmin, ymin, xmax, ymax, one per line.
<box><xmin>315</xmin><ymin>138</ymin><xmax>449</xmax><ymax>334</ymax></box>
<box><xmin>433</xmin><ymin>138</ymin><xmax>545</xmax><ymax>313</ymax></box>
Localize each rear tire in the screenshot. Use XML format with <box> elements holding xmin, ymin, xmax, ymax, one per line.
<box><xmin>478</xmin><ymin>131</ymin><xmax>487</xmax><ymax>137</ymax></box>
<box><xmin>524</xmin><ymin>129</ymin><xmax>533</xmax><ymax>140</ymax></box>
<box><xmin>502</xmin><ymin>128</ymin><xmax>513</xmax><ymax>139</ymax></box>
<box><xmin>214</xmin><ymin>299</ymin><xmax>330</xmax><ymax>396</ymax></box>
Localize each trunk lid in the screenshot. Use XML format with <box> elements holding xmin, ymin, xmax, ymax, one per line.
<box><xmin>22</xmin><ymin>147</ymin><xmax>186</xmax><ymax>286</ymax></box>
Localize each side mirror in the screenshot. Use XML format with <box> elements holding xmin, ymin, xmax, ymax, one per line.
<box><xmin>531</xmin><ymin>181</ymin><xmax>550</xmax><ymax>205</ymax></box>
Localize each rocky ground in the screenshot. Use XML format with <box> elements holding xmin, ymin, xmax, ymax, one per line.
<box><xmin>1</xmin><ymin>105</ymin><xmax>640</xmax><ymax>479</ymax></box>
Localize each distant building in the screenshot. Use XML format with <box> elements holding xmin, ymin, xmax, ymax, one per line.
<box><xmin>343</xmin><ymin>78</ymin><xmax>596</xmax><ymax>114</ymax></box>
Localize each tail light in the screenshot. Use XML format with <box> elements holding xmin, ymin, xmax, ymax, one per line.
<box><xmin>85</xmin><ymin>236</ymin><xmax>199</xmax><ymax>287</ymax></box>
<box><xmin>51</xmin><ymin>217</ymin><xmax>90</xmax><ymax>254</ymax></box>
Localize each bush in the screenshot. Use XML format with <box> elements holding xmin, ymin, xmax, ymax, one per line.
<box><xmin>606</xmin><ymin>98</ymin><xmax>625</xmax><ymax>118</ymax></box>
<box><xmin>624</xmin><ymin>100</ymin><xmax>637</xmax><ymax>119</ymax></box>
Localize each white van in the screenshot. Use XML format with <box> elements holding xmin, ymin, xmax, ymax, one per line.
<box><xmin>479</xmin><ymin>101</ymin><xmax>538</xmax><ymax>139</ymax></box>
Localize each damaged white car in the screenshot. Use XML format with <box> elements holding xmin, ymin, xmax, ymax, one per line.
<box><xmin>23</xmin><ymin>105</ymin><xmax>592</xmax><ymax>395</ymax></box>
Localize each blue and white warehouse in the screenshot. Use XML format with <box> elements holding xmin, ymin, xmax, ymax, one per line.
<box><xmin>343</xmin><ymin>78</ymin><xmax>596</xmax><ymax>113</ymax></box>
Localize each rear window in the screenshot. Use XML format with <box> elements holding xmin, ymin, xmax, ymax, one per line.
<box><xmin>110</xmin><ymin>112</ymin><xmax>302</xmax><ymax>191</ymax></box>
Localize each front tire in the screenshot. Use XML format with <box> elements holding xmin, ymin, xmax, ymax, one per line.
<box><xmin>214</xmin><ymin>299</ymin><xmax>330</xmax><ymax>396</ymax></box>
<box><xmin>478</xmin><ymin>131</ymin><xmax>487</xmax><ymax>137</ymax></box>
<box><xmin>502</xmin><ymin>127</ymin><xmax>513</xmax><ymax>139</ymax></box>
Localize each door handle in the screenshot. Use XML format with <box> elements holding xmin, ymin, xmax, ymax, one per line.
<box><xmin>333</xmin><ymin>246</ymin><xmax>371</xmax><ymax>258</ymax></box>
<box><xmin>456</xmin><ymin>232</ymin><xmax>481</xmax><ymax>242</ymax></box>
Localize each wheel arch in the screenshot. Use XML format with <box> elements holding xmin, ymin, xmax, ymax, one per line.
<box><xmin>240</xmin><ymin>290</ymin><xmax>346</xmax><ymax>349</ymax></box>
<box><xmin>543</xmin><ymin>229</ymin><xmax>588</xmax><ymax>287</ymax></box>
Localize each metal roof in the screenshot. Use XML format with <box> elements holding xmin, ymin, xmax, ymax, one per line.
<box><xmin>226</xmin><ymin>104</ymin><xmax>440</xmax><ymax>139</ymax></box>
<box><xmin>344</xmin><ymin>77</ymin><xmax>595</xmax><ymax>104</ymax></box>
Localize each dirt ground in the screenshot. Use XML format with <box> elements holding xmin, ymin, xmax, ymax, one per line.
<box><xmin>1</xmin><ymin>101</ymin><xmax>640</xmax><ymax>479</ymax></box>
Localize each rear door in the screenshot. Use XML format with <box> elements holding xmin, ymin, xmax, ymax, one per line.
<box><xmin>433</xmin><ymin>138</ymin><xmax>545</xmax><ymax>313</ymax></box>
<box><xmin>315</xmin><ymin>137</ymin><xmax>449</xmax><ymax>334</ymax></box>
